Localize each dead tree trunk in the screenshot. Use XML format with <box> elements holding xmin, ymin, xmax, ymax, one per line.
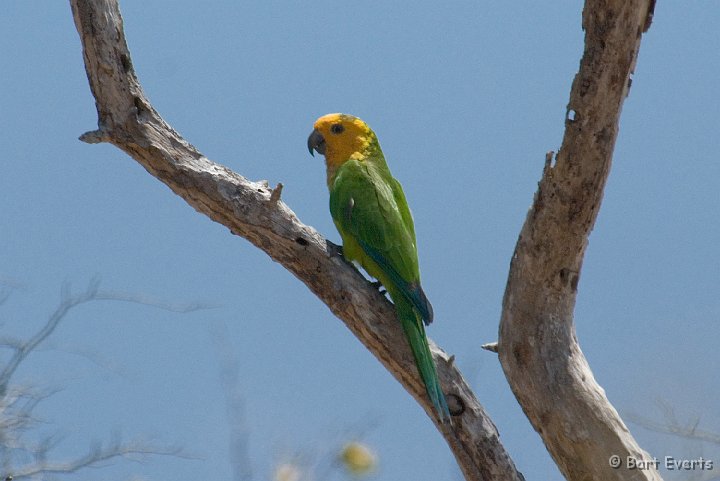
<box><xmin>498</xmin><ymin>1</ymin><xmax>661</xmax><ymax>481</ymax></box>
<box><xmin>69</xmin><ymin>1</ymin><xmax>521</xmax><ymax>480</ymax></box>
<box><xmin>69</xmin><ymin>0</ymin><xmax>659</xmax><ymax>480</ymax></box>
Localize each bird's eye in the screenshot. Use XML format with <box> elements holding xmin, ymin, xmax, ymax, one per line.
<box><xmin>330</xmin><ymin>124</ymin><xmax>345</xmax><ymax>134</ymax></box>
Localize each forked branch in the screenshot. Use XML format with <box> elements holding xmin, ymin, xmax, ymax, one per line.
<box><xmin>498</xmin><ymin>1</ymin><xmax>660</xmax><ymax>480</ymax></box>
<box><xmin>69</xmin><ymin>1</ymin><xmax>521</xmax><ymax>480</ymax></box>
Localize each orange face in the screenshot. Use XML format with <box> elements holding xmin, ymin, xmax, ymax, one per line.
<box><xmin>308</xmin><ymin>113</ymin><xmax>375</xmax><ymax>169</ymax></box>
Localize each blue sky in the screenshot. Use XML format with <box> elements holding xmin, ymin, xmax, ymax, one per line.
<box><xmin>2</xmin><ymin>2</ymin><xmax>719</xmax><ymax>480</ymax></box>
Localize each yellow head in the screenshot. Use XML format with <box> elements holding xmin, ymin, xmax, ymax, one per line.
<box><xmin>307</xmin><ymin>113</ymin><xmax>379</xmax><ymax>171</ymax></box>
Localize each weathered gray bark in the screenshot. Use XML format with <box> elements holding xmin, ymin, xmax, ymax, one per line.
<box><xmin>69</xmin><ymin>0</ymin><xmax>660</xmax><ymax>479</ymax></box>
<box><xmin>69</xmin><ymin>1</ymin><xmax>521</xmax><ymax>480</ymax></box>
<box><xmin>498</xmin><ymin>1</ymin><xmax>661</xmax><ymax>481</ymax></box>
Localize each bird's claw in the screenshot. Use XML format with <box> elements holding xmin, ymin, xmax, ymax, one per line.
<box><xmin>370</xmin><ymin>280</ymin><xmax>387</xmax><ymax>295</ymax></box>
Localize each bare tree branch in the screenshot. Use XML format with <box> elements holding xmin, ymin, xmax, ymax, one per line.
<box><xmin>0</xmin><ymin>279</ymin><xmax>103</xmax><ymax>396</ymax></box>
<box><xmin>9</xmin><ymin>439</ymin><xmax>190</xmax><ymax>480</ymax></box>
<box><xmin>0</xmin><ymin>281</ymin><xmax>206</xmax><ymax>479</ymax></box>
<box><xmin>628</xmin><ymin>401</ymin><xmax>720</xmax><ymax>446</ymax></box>
<box><xmin>210</xmin><ymin>322</ymin><xmax>253</xmax><ymax>481</ymax></box>
<box><xmin>498</xmin><ymin>1</ymin><xmax>660</xmax><ymax>481</ymax></box>
<box><xmin>69</xmin><ymin>1</ymin><xmax>523</xmax><ymax>480</ymax></box>
<box><xmin>0</xmin><ymin>278</ymin><xmax>23</xmax><ymax>308</ymax></box>
<box><xmin>627</xmin><ymin>402</ymin><xmax>720</xmax><ymax>481</ymax></box>
<box><xmin>0</xmin><ymin>277</ymin><xmax>207</xmax><ymax>397</ymax></box>
<box><xmin>0</xmin><ymin>291</ymin><xmax>12</xmax><ymax>308</ymax></box>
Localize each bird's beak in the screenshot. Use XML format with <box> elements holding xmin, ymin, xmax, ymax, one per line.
<box><xmin>307</xmin><ymin>129</ymin><xmax>326</xmax><ymax>157</ymax></box>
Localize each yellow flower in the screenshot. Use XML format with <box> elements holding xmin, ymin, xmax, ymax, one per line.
<box><xmin>340</xmin><ymin>441</ymin><xmax>378</xmax><ymax>476</ymax></box>
<box><xmin>274</xmin><ymin>462</ymin><xmax>301</xmax><ymax>481</ymax></box>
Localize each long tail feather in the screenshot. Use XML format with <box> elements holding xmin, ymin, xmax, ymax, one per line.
<box><xmin>395</xmin><ymin>296</ymin><xmax>451</xmax><ymax>424</ymax></box>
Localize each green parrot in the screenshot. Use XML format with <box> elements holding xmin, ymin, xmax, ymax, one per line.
<box><xmin>307</xmin><ymin>113</ymin><xmax>450</xmax><ymax>423</ymax></box>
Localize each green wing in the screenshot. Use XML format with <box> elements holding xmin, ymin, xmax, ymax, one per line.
<box><xmin>330</xmin><ymin>159</ymin><xmax>433</xmax><ymax>323</ymax></box>
<box><xmin>329</xmin><ymin>158</ymin><xmax>448</xmax><ymax>422</ymax></box>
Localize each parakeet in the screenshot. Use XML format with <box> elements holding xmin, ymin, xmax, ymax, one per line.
<box><xmin>307</xmin><ymin>113</ymin><xmax>450</xmax><ymax>423</ymax></box>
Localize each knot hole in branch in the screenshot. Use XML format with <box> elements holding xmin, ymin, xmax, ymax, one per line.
<box><xmin>119</xmin><ymin>53</ymin><xmax>132</xmax><ymax>73</ymax></box>
<box><xmin>133</xmin><ymin>96</ymin><xmax>149</xmax><ymax>122</ymax></box>
<box><xmin>447</xmin><ymin>393</ymin><xmax>465</xmax><ymax>416</ymax></box>
<box><xmin>559</xmin><ymin>268</ymin><xmax>579</xmax><ymax>292</ymax></box>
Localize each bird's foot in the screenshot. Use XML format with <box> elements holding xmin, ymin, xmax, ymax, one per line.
<box><xmin>370</xmin><ymin>280</ymin><xmax>387</xmax><ymax>295</ymax></box>
<box><xmin>327</xmin><ymin>240</ymin><xmax>344</xmax><ymax>258</ymax></box>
